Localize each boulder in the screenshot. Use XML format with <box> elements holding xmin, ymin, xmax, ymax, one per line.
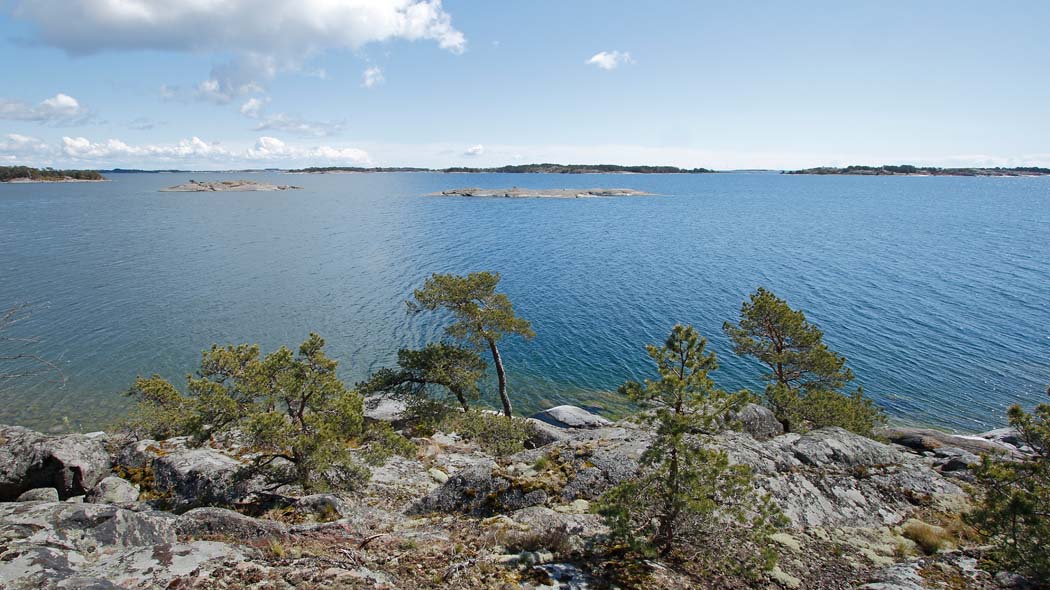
<box><xmin>176</xmin><ymin>507</ymin><xmax>287</xmax><ymax>539</ymax></box>
<box><xmin>0</xmin><ymin>501</ymin><xmax>176</xmax><ymax>554</ymax></box>
<box><xmin>16</xmin><ymin>487</ymin><xmax>60</xmax><ymax>502</ymax></box>
<box><xmin>532</xmin><ymin>406</ymin><xmax>611</xmax><ymax>429</ymax></box>
<box><xmin>86</xmin><ymin>476</ymin><xmax>140</xmax><ymax>505</ymax></box>
<box><xmin>294</xmin><ymin>493</ymin><xmax>353</xmax><ymax>521</ymax></box>
<box><xmin>0</xmin><ymin>425</ymin><xmax>111</xmax><ymax>500</ymax></box>
<box><xmin>525</xmin><ymin>418</ymin><xmax>570</xmax><ymax>448</ymax></box>
<box><xmin>879</xmin><ymin>427</ymin><xmax>1018</xmax><ymax>457</ymax></box>
<box><xmin>413</xmin><ymin>466</ymin><xmax>547</xmax><ymax>516</ymax></box>
<box><xmin>728</xmin><ymin>403</ymin><xmax>784</xmax><ymax>441</ymax></box>
<box><xmin>151</xmin><ymin>447</ymin><xmax>250</xmax><ymax>510</ymax></box>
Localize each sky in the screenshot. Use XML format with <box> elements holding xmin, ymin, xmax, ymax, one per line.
<box><xmin>1</xmin><ymin>0</ymin><xmax>1049</xmax><ymax>170</ymax></box>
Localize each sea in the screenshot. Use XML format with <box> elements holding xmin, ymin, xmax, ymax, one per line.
<box><xmin>1</xmin><ymin>171</ymin><xmax>1047</xmax><ymax>433</ymax></box>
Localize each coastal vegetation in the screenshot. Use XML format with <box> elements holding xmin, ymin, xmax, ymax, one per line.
<box><xmin>599</xmin><ymin>324</ymin><xmax>783</xmax><ymax>574</ymax></box>
<box><xmin>124</xmin><ymin>334</ymin><xmax>400</xmax><ymax>491</ymax></box>
<box><xmin>0</xmin><ymin>166</ymin><xmax>104</xmax><ymax>182</ymax></box>
<box><xmin>785</xmin><ymin>165</ymin><xmax>1050</xmax><ymax>176</ymax></box>
<box><xmin>408</xmin><ymin>272</ymin><xmax>535</xmax><ymax>418</ymax></box>
<box><xmin>969</xmin><ymin>392</ymin><xmax>1050</xmax><ymax>581</ymax></box>
<box><xmin>723</xmin><ymin>287</ymin><xmax>886</xmax><ymax>437</ymax></box>
<box><xmin>3</xmin><ymin>274</ymin><xmax>1047</xmax><ymax>588</ymax></box>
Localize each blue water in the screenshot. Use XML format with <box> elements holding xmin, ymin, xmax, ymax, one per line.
<box><xmin>1</xmin><ymin>172</ymin><xmax>1048</xmax><ymax>433</ymax></box>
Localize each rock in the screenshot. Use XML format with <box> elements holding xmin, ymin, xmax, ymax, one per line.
<box><xmin>532</xmin><ymin>406</ymin><xmax>611</xmax><ymax>429</ymax></box>
<box><xmin>859</xmin><ymin>562</ymin><xmax>924</xmax><ymax>590</ymax></box>
<box><xmin>716</xmin><ymin>428</ymin><xmax>968</xmax><ymax>528</ymax></box>
<box><xmin>770</xmin><ymin>565</ymin><xmax>802</xmax><ymax>589</ymax></box>
<box><xmin>16</xmin><ymin>487</ymin><xmax>60</xmax><ymax>502</ymax></box>
<box><xmin>0</xmin><ymin>425</ymin><xmax>111</xmax><ymax>500</ymax></box>
<box><xmin>0</xmin><ymin>501</ymin><xmax>177</xmax><ymax>554</ymax></box>
<box><xmin>151</xmin><ymin>447</ymin><xmax>252</xmax><ymax>510</ymax></box>
<box><xmin>87</xmin><ymin>476</ymin><xmax>140</xmax><ymax>504</ymax></box>
<box><xmin>769</xmin><ymin>532</ymin><xmax>801</xmax><ymax>552</ymax></box>
<box><xmin>293</xmin><ymin>493</ymin><xmax>352</xmax><ymax>521</ymax></box>
<box><xmin>525</xmin><ymin>418</ymin><xmax>571</xmax><ymax>448</ymax></box>
<box><xmin>160</xmin><ymin>179</ymin><xmax>302</xmax><ymax>192</ymax></box>
<box><xmin>413</xmin><ymin>466</ymin><xmax>547</xmax><ymax>516</ymax></box>
<box><xmin>728</xmin><ymin>403</ymin><xmax>784</xmax><ymax>441</ymax></box>
<box><xmin>364</xmin><ymin>396</ymin><xmax>408</xmax><ymax>423</ymax></box>
<box><xmin>428</xmin><ymin>467</ymin><xmax>449</xmax><ymax>484</ymax></box>
<box><xmin>976</xmin><ymin>427</ymin><xmax>1026</xmax><ymax>448</ymax></box>
<box><xmin>931</xmin><ymin>447</ymin><xmax>980</xmax><ymax>472</ymax></box>
<box><xmin>509</xmin><ymin>506</ymin><xmax>608</xmax><ymax>541</ymax></box>
<box><xmin>176</xmin><ymin>507</ymin><xmax>287</xmax><ymax>539</ymax></box>
<box><xmin>879</xmin><ymin>427</ymin><xmax>1018</xmax><ymax>457</ymax></box>
<box><xmin>534</xmin><ymin>563</ymin><xmax>598</xmax><ymax>589</ymax></box>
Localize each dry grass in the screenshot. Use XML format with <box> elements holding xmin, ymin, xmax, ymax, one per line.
<box><xmin>902</xmin><ymin>520</ymin><xmax>950</xmax><ymax>555</ymax></box>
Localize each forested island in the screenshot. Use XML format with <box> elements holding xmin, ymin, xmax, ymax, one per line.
<box><xmin>786</xmin><ymin>165</ymin><xmax>1050</xmax><ymax>176</ymax></box>
<box><xmin>0</xmin><ymin>166</ymin><xmax>105</xmax><ymax>183</ymax></box>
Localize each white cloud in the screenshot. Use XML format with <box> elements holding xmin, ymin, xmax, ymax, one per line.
<box><xmin>12</xmin><ymin>1</ymin><xmax>466</xmax><ymax>56</ymax></box>
<box><xmin>239</xmin><ymin>98</ymin><xmax>343</xmax><ymax>136</ymax></box>
<box><xmin>239</xmin><ymin>98</ymin><xmax>269</xmax><ymax>119</ymax></box>
<box><xmin>362</xmin><ymin>66</ymin><xmax>385</xmax><ymax>88</ymax></box>
<box><xmin>0</xmin><ymin>93</ymin><xmax>90</xmax><ymax>124</ymax></box>
<box><xmin>253</xmin><ymin>113</ymin><xmax>346</xmax><ymax>137</ymax></box>
<box><xmin>0</xmin><ymin>134</ymin><xmax>372</xmax><ymax>168</ymax></box>
<box><xmin>464</xmin><ymin>144</ymin><xmax>484</xmax><ymax>156</ymax></box>
<box><xmin>585</xmin><ymin>50</ymin><xmax>634</xmax><ymax>70</ymax></box>
<box><xmin>246</xmin><ymin>136</ymin><xmax>370</xmax><ymax>163</ymax></box>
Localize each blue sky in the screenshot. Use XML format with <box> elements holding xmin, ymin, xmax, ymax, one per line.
<box><xmin>1</xmin><ymin>0</ymin><xmax>1049</xmax><ymax>170</ymax></box>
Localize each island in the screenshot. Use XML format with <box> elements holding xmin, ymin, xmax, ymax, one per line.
<box><xmin>785</xmin><ymin>165</ymin><xmax>1050</xmax><ymax>176</ymax></box>
<box><xmin>0</xmin><ymin>166</ymin><xmax>105</xmax><ymax>183</ymax></box>
<box><xmin>160</xmin><ymin>179</ymin><xmax>303</xmax><ymax>192</ymax></box>
<box><xmin>432</xmin><ymin>187</ymin><xmax>653</xmax><ymax>198</ymax></box>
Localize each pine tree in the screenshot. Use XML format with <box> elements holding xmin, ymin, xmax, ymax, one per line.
<box><xmin>723</xmin><ymin>287</ymin><xmax>885</xmax><ymax>436</ymax></box>
<box><xmin>410</xmin><ymin>272</ymin><xmax>534</xmax><ymax>417</ymax></box>
<box><xmin>599</xmin><ymin>324</ymin><xmax>783</xmax><ymax>574</ymax></box>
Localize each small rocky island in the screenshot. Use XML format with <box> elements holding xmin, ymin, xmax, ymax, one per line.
<box><xmin>433</xmin><ymin>187</ymin><xmax>652</xmax><ymax>198</ymax></box>
<box><xmin>785</xmin><ymin>165</ymin><xmax>1050</xmax><ymax>177</ymax></box>
<box><xmin>161</xmin><ymin>180</ymin><xmax>302</xmax><ymax>192</ymax></box>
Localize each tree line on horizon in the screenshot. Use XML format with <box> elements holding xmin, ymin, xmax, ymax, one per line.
<box><xmin>0</xmin><ymin>166</ymin><xmax>104</xmax><ymax>182</ymax></box>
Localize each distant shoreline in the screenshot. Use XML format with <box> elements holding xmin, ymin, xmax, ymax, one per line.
<box><xmin>784</xmin><ymin>165</ymin><xmax>1050</xmax><ymax>177</ymax></box>
<box><xmin>1</xmin><ymin>178</ymin><xmax>109</xmax><ymax>184</ymax></box>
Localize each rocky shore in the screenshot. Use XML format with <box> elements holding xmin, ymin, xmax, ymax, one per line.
<box><xmin>161</xmin><ymin>180</ymin><xmax>302</xmax><ymax>192</ymax></box>
<box><xmin>0</xmin><ymin>404</ymin><xmax>1036</xmax><ymax>589</ymax></box>
<box><xmin>432</xmin><ymin>188</ymin><xmax>652</xmax><ymax>198</ymax></box>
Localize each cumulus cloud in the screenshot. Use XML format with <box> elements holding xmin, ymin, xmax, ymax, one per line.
<box><xmin>585</xmin><ymin>50</ymin><xmax>634</xmax><ymax>70</ymax></box>
<box><xmin>464</xmin><ymin>144</ymin><xmax>484</xmax><ymax>156</ymax></box>
<box><xmin>0</xmin><ymin>93</ymin><xmax>90</xmax><ymax>124</ymax></box>
<box><xmin>362</xmin><ymin>66</ymin><xmax>385</xmax><ymax>88</ymax></box>
<box><xmin>12</xmin><ymin>1</ymin><xmax>465</xmax><ymax>103</ymax></box>
<box><xmin>246</xmin><ymin>136</ymin><xmax>370</xmax><ymax>163</ymax></box>
<box><xmin>0</xmin><ymin>133</ymin><xmax>51</xmax><ymax>162</ymax></box>
<box><xmin>0</xmin><ymin>134</ymin><xmax>371</xmax><ymax>167</ymax></box>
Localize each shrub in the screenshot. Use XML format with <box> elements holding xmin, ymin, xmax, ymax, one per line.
<box><xmin>441</xmin><ymin>409</ymin><xmax>536</xmax><ymax>456</ymax></box>
<box><xmin>968</xmin><ymin>398</ymin><xmax>1050</xmax><ymax>582</ymax></box>
<box><xmin>124</xmin><ymin>334</ymin><xmax>385</xmax><ymax>491</ymax></box>
<box><xmin>902</xmin><ymin>520</ymin><xmax>949</xmax><ymax>555</ymax></box>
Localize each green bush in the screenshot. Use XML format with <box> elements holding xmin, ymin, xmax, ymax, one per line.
<box><xmin>123</xmin><ymin>334</ymin><xmax>408</xmax><ymax>491</ymax></box>
<box><xmin>441</xmin><ymin>409</ymin><xmax>536</xmax><ymax>456</ymax></box>
<box><xmin>968</xmin><ymin>399</ymin><xmax>1050</xmax><ymax>582</ymax></box>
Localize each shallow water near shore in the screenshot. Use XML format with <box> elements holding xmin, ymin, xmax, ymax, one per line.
<box><xmin>1</xmin><ymin>171</ymin><xmax>1048</xmax><ymax>433</ymax></box>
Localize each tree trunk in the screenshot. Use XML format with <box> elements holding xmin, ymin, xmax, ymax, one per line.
<box><xmin>657</xmin><ymin>445</ymin><xmax>680</xmax><ymax>556</ymax></box>
<box><xmin>487</xmin><ymin>338</ymin><xmax>512</xmax><ymax>417</ymax></box>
